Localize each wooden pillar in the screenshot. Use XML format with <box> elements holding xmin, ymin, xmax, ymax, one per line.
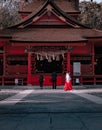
<box><xmin>92</xmin><ymin>44</ymin><xmax>95</xmax><ymax>84</ymax></box>
<box><xmin>3</xmin><ymin>50</ymin><xmax>5</xmax><ymax>75</ymax></box>
<box><xmin>67</xmin><ymin>52</ymin><xmax>70</xmax><ymax>72</ymax></box>
<box><xmin>92</xmin><ymin>44</ymin><xmax>95</xmax><ymax>75</ymax></box>
<box><xmin>27</xmin><ymin>52</ymin><xmax>32</xmax><ymax>85</ymax></box>
<box><xmin>2</xmin><ymin>48</ymin><xmax>6</xmax><ymax>86</ymax></box>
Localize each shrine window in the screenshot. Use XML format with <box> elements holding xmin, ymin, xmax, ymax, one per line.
<box><xmin>0</xmin><ymin>47</ymin><xmax>3</xmax><ymax>52</ymax></box>
<box><xmin>95</xmin><ymin>47</ymin><xmax>102</xmax><ymax>54</ymax></box>
<box><xmin>71</xmin><ymin>56</ymin><xmax>91</xmax><ymax>64</ymax></box>
<box><xmin>7</xmin><ymin>55</ymin><xmax>28</xmax><ymax>65</ymax></box>
<box><xmin>8</xmin><ymin>60</ymin><xmax>28</xmax><ymax>65</ymax></box>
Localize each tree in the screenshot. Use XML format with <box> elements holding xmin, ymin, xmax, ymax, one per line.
<box><xmin>79</xmin><ymin>1</ymin><xmax>102</xmax><ymax>30</ymax></box>
<box><xmin>0</xmin><ymin>0</ymin><xmax>35</xmax><ymax>29</ymax></box>
<box><xmin>0</xmin><ymin>0</ymin><xmax>102</xmax><ymax>30</ymax></box>
<box><xmin>0</xmin><ymin>0</ymin><xmax>21</xmax><ymax>29</ymax></box>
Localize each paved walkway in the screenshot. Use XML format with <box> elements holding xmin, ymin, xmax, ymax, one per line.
<box><xmin>0</xmin><ymin>86</ymin><xmax>102</xmax><ymax>130</ymax></box>
<box><xmin>0</xmin><ymin>90</ymin><xmax>34</xmax><ymax>105</ymax></box>
<box><xmin>71</xmin><ymin>89</ymin><xmax>102</xmax><ymax>104</ymax></box>
<box><xmin>0</xmin><ymin>88</ymin><xmax>102</xmax><ymax>105</ymax></box>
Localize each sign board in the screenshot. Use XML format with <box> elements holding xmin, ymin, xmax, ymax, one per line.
<box><xmin>73</xmin><ymin>62</ymin><xmax>81</xmax><ymax>75</ymax></box>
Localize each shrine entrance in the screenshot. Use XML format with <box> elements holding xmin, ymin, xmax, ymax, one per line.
<box><xmin>26</xmin><ymin>46</ymin><xmax>71</xmax><ymax>74</ymax></box>
<box><xmin>26</xmin><ymin>46</ymin><xmax>71</xmax><ymax>85</ymax></box>
<box><xmin>34</xmin><ymin>53</ymin><xmax>63</xmax><ymax>73</ymax></box>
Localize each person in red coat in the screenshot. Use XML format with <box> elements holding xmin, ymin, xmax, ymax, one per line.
<box><xmin>64</xmin><ymin>72</ymin><xmax>72</xmax><ymax>91</ymax></box>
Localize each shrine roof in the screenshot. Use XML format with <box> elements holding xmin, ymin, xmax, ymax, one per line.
<box><xmin>9</xmin><ymin>0</ymin><xmax>87</xmax><ymax>29</ymax></box>
<box><xmin>0</xmin><ymin>0</ymin><xmax>102</xmax><ymax>44</ymax></box>
<box><xmin>1</xmin><ymin>28</ymin><xmax>102</xmax><ymax>43</ymax></box>
<box><xmin>19</xmin><ymin>0</ymin><xmax>79</xmax><ymax>14</ymax></box>
<box><xmin>8</xmin><ymin>28</ymin><xmax>87</xmax><ymax>43</ymax></box>
<box><xmin>19</xmin><ymin>0</ymin><xmax>45</xmax><ymax>13</ymax></box>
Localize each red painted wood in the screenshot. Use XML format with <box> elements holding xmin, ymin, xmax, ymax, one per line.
<box><xmin>27</xmin><ymin>53</ymin><xmax>31</xmax><ymax>84</ymax></box>
<box><xmin>0</xmin><ymin>42</ymin><xmax>3</xmax><ymax>46</ymax></box>
<box><xmin>6</xmin><ymin>46</ymin><xmax>25</xmax><ymax>54</ymax></box>
<box><xmin>20</xmin><ymin>14</ymin><xmax>29</xmax><ymax>19</ymax></box>
<box><xmin>92</xmin><ymin>44</ymin><xmax>95</xmax><ymax>75</ymax></box>
<box><xmin>33</xmin><ymin>13</ymin><xmax>67</xmax><ymax>25</ymax></box>
<box><xmin>6</xmin><ymin>65</ymin><xmax>27</xmax><ymax>75</ymax></box>
<box><xmin>73</xmin><ymin>45</ymin><xmax>91</xmax><ymax>55</ymax></box>
<box><xmin>30</xmin><ymin>74</ymin><xmax>65</xmax><ymax>86</ymax></box>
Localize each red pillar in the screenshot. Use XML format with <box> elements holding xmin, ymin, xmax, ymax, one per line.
<box><xmin>92</xmin><ymin>44</ymin><xmax>95</xmax><ymax>84</ymax></box>
<box><xmin>27</xmin><ymin>52</ymin><xmax>32</xmax><ymax>85</ymax></box>
<box><xmin>3</xmin><ymin>51</ymin><xmax>5</xmax><ymax>75</ymax></box>
<box><xmin>92</xmin><ymin>44</ymin><xmax>95</xmax><ymax>75</ymax></box>
<box><xmin>2</xmin><ymin>49</ymin><xmax>6</xmax><ymax>86</ymax></box>
<box><xmin>67</xmin><ymin>52</ymin><xmax>70</xmax><ymax>72</ymax></box>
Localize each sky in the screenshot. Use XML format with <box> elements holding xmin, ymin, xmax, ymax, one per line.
<box><xmin>80</xmin><ymin>0</ymin><xmax>102</xmax><ymax>3</ymax></box>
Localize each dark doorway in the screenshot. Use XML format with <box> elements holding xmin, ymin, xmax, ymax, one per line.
<box><xmin>95</xmin><ymin>57</ymin><xmax>102</xmax><ymax>75</ymax></box>
<box><xmin>35</xmin><ymin>55</ymin><xmax>63</xmax><ymax>73</ymax></box>
<box><xmin>95</xmin><ymin>47</ymin><xmax>102</xmax><ymax>75</ymax></box>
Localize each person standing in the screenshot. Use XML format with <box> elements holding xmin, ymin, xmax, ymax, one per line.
<box><xmin>64</xmin><ymin>72</ymin><xmax>72</xmax><ymax>91</ymax></box>
<box><xmin>39</xmin><ymin>75</ymin><xmax>44</xmax><ymax>89</ymax></box>
<box><xmin>52</xmin><ymin>71</ymin><xmax>57</xmax><ymax>89</ymax></box>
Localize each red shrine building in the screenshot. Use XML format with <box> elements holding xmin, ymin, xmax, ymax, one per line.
<box><xmin>0</xmin><ymin>0</ymin><xmax>102</xmax><ymax>86</ymax></box>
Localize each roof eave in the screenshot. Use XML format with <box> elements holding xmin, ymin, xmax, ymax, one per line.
<box><xmin>18</xmin><ymin>11</ymin><xmax>32</xmax><ymax>14</ymax></box>
<box><xmin>10</xmin><ymin>39</ymin><xmax>88</xmax><ymax>43</ymax></box>
<box><xmin>0</xmin><ymin>35</ymin><xmax>12</xmax><ymax>39</ymax></box>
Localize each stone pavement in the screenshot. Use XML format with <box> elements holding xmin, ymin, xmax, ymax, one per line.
<box><xmin>0</xmin><ymin>84</ymin><xmax>102</xmax><ymax>90</ymax></box>
<box><xmin>0</xmin><ymin>85</ymin><xmax>102</xmax><ymax>130</ymax></box>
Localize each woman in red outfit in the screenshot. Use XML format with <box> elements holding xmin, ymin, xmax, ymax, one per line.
<box><xmin>64</xmin><ymin>72</ymin><xmax>72</xmax><ymax>91</ymax></box>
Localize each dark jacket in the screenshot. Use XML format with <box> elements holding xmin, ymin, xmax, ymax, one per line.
<box><xmin>39</xmin><ymin>75</ymin><xmax>44</xmax><ymax>83</ymax></box>
<box><xmin>52</xmin><ymin>72</ymin><xmax>57</xmax><ymax>81</ymax></box>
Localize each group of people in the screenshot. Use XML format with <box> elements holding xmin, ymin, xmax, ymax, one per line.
<box><xmin>39</xmin><ymin>72</ymin><xmax>73</xmax><ymax>91</ymax></box>
<box><xmin>39</xmin><ymin>71</ymin><xmax>57</xmax><ymax>89</ymax></box>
